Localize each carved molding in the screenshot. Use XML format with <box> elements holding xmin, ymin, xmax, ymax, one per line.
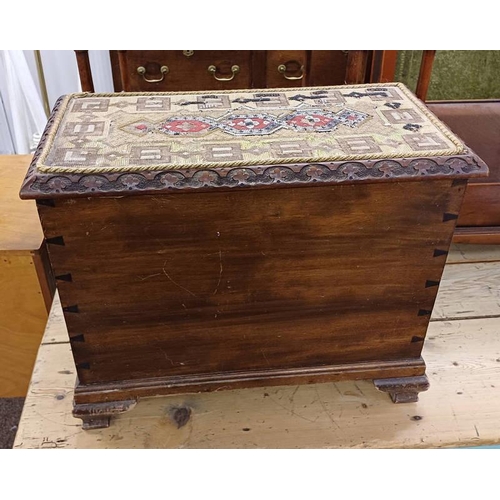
<box><xmin>21</xmin><ymin>155</ymin><xmax>487</xmax><ymax>199</ymax></box>
<box><xmin>19</xmin><ymin>96</ymin><xmax>488</xmax><ymax>199</ymax></box>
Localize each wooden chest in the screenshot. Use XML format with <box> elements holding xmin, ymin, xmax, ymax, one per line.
<box><xmin>20</xmin><ymin>83</ymin><xmax>488</xmax><ymax>429</ymax></box>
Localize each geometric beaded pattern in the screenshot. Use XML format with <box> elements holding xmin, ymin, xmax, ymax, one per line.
<box><xmin>36</xmin><ymin>83</ymin><xmax>466</xmax><ymax>174</ymax></box>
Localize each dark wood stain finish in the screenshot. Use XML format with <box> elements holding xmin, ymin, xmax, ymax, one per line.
<box><xmin>415</xmin><ymin>50</ymin><xmax>436</xmax><ymax>101</ymax></box>
<box><xmin>36</xmin><ymin>178</ymin><xmax>466</xmax><ymax>424</ymax></box>
<box><xmin>74</xmin><ymin>51</ymin><xmax>94</xmax><ymax>93</ymax></box>
<box><xmin>308</xmin><ymin>51</ymin><xmax>350</xmax><ymax>86</ymax></box>
<box><xmin>94</xmin><ymin>50</ymin><xmax>357</xmax><ymax>92</ymax></box>
<box><xmin>345</xmin><ymin>51</ymin><xmax>370</xmax><ymax>84</ymax></box>
<box><xmin>428</xmin><ymin>100</ymin><xmax>500</xmax><ymax>244</ymax></box>
<box><xmin>265</xmin><ymin>50</ymin><xmax>308</xmax><ymax>88</ymax></box>
<box><xmin>118</xmin><ymin>50</ymin><xmax>253</xmax><ymax>92</ymax></box>
<box><xmin>374</xmin><ymin>375</ymin><xmax>430</xmax><ymax>403</ymax></box>
<box><xmin>32</xmin><ymin>241</ymin><xmax>56</xmax><ymax>312</ymax></box>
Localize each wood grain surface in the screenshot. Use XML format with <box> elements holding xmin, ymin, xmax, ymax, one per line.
<box><xmin>44</xmin><ymin>250</ymin><xmax>500</xmax><ymax>335</ymax></box>
<box><xmin>0</xmin><ymin>154</ymin><xmax>42</xmax><ymax>251</ymax></box>
<box><xmin>428</xmin><ymin>101</ymin><xmax>500</xmax><ymax>185</ymax></box>
<box><xmin>456</xmin><ymin>184</ymin><xmax>500</xmax><ymax>227</ymax></box>
<box><xmin>0</xmin><ymin>254</ymin><xmax>48</xmax><ymax>397</ymax></box>
<box><xmin>428</xmin><ymin>101</ymin><xmax>500</xmax><ymax>244</ymax></box>
<box><xmin>37</xmin><ymin>180</ymin><xmax>462</xmax><ymax>397</ymax></box>
<box><xmin>107</xmin><ymin>50</ymin><xmax>351</xmax><ymax>92</ymax></box>
<box><xmin>0</xmin><ymin>155</ymin><xmax>49</xmax><ymax>397</ymax></box>
<box><xmin>453</xmin><ymin>226</ymin><xmax>500</xmax><ymax>245</ymax></box>
<box><xmin>120</xmin><ymin>50</ymin><xmax>253</xmax><ymax>92</ymax></box>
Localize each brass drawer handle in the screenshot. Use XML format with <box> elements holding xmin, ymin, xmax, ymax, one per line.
<box><xmin>136</xmin><ymin>65</ymin><xmax>169</xmax><ymax>83</ymax></box>
<box><xmin>208</xmin><ymin>64</ymin><xmax>240</xmax><ymax>81</ymax></box>
<box><xmin>278</xmin><ymin>63</ymin><xmax>304</xmax><ymax>80</ymax></box>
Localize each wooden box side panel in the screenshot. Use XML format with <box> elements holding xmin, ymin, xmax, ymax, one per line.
<box><xmin>0</xmin><ymin>252</ymin><xmax>48</xmax><ymax>397</ymax></box>
<box><xmin>38</xmin><ymin>180</ymin><xmax>465</xmax><ymax>385</ymax></box>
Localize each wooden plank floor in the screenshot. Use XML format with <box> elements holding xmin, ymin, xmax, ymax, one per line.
<box><xmin>14</xmin><ymin>244</ymin><xmax>500</xmax><ymax>448</ymax></box>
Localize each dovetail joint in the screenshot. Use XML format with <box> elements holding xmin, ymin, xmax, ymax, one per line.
<box><xmin>36</xmin><ymin>199</ymin><xmax>56</xmax><ymax>207</ymax></box>
<box><xmin>425</xmin><ymin>280</ymin><xmax>440</xmax><ymax>288</ymax></box>
<box><xmin>433</xmin><ymin>249</ymin><xmax>448</xmax><ymax>258</ymax></box>
<box><xmin>443</xmin><ymin>213</ymin><xmax>459</xmax><ymax>222</ymax></box>
<box><xmin>46</xmin><ymin>235</ymin><xmax>65</xmax><ymax>246</ymax></box>
<box><xmin>417</xmin><ymin>309</ymin><xmax>432</xmax><ymax>317</ymax></box>
<box><xmin>55</xmin><ymin>273</ymin><xmax>73</xmax><ymax>282</ymax></box>
<box><xmin>63</xmin><ymin>305</ymin><xmax>79</xmax><ymax>313</ymax></box>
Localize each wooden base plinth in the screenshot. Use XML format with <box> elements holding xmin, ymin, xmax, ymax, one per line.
<box><xmin>373</xmin><ymin>375</ymin><xmax>430</xmax><ymax>403</ymax></box>
<box><xmin>74</xmin><ymin>372</ymin><xmax>430</xmax><ymax>429</ymax></box>
<box><xmin>73</xmin><ymin>360</ymin><xmax>427</xmax><ymax>429</ymax></box>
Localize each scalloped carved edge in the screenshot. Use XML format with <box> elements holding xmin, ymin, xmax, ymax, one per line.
<box><xmin>20</xmin><ymin>154</ymin><xmax>488</xmax><ymax>199</ymax></box>
<box><xmin>19</xmin><ymin>96</ymin><xmax>489</xmax><ymax>199</ymax></box>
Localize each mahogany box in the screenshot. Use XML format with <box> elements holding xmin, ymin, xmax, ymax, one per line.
<box><xmin>20</xmin><ymin>83</ymin><xmax>488</xmax><ymax>429</ymax></box>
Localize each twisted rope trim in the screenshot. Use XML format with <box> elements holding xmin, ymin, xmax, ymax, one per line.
<box><xmin>35</xmin><ymin>83</ymin><xmax>466</xmax><ymax>175</ymax></box>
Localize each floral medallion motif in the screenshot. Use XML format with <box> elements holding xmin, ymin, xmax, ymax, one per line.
<box><xmin>218</xmin><ymin>114</ymin><xmax>282</xmax><ymax>136</ymax></box>
<box><xmin>336</xmin><ymin>109</ymin><xmax>369</xmax><ymax>128</ymax></box>
<box><xmin>158</xmin><ymin>116</ymin><xmax>217</xmax><ymax>135</ymax></box>
<box><xmin>283</xmin><ymin>110</ymin><xmax>341</xmax><ymax>132</ymax></box>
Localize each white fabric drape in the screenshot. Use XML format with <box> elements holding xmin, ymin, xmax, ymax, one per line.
<box><xmin>88</xmin><ymin>50</ymin><xmax>114</xmax><ymax>93</ymax></box>
<box><xmin>38</xmin><ymin>50</ymin><xmax>82</xmax><ymax>108</ymax></box>
<box><xmin>0</xmin><ymin>50</ymin><xmax>47</xmax><ymax>154</ymax></box>
<box><xmin>0</xmin><ymin>50</ymin><xmax>114</xmax><ymax>154</ymax></box>
<box><xmin>0</xmin><ymin>94</ymin><xmax>15</xmax><ymax>154</ymax></box>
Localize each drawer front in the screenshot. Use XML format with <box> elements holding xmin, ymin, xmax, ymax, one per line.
<box><xmin>308</xmin><ymin>50</ymin><xmax>349</xmax><ymax>86</ymax></box>
<box><xmin>266</xmin><ymin>50</ymin><xmax>308</xmax><ymax>88</ymax></box>
<box><xmin>120</xmin><ymin>50</ymin><xmax>252</xmax><ymax>91</ymax></box>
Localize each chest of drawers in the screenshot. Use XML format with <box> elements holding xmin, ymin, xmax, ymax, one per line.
<box><xmin>76</xmin><ymin>50</ymin><xmax>359</xmax><ymax>92</ymax></box>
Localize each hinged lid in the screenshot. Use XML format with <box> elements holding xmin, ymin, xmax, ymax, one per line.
<box><xmin>20</xmin><ymin>83</ymin><xmax>488</xmax><ymax>199</ymax></box>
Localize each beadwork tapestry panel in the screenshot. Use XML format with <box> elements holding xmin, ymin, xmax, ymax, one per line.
<box><xmin>37</xmin><ymin>83</ymin><xmax>465</xmax><ymax>174</ymax></box>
